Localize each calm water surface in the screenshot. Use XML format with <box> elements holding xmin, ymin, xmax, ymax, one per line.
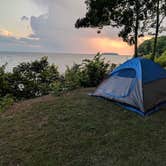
<box><xmin>0</xmin><ymin>52</ymin><xmax>131</xmax><ymax>73</ymax></box>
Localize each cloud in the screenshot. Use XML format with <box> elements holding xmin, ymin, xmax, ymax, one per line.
<box><xmin>27</xmin><ymin>0</ymin><xmax>122</xmax><ymax>53</ymax></box>
<box><xmin>0</xmin><ymin>29</ymin><xmax>13</xmax><ymax>37</ymax></box>
<box><xmin>0</xmin><ymin>0</ymin><xmax>135</xmax><ymax>54</ymax></box>
<box><xmin>21</xmin><ymin>16</ymin><xmax>29</xmax><ymax>21</ymax></box>
<box><xmin>0</xmin><ymin>28</ymin><xmax>41</xmax><ymax>52</ymax></box>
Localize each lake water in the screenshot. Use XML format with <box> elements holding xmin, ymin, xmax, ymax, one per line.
<box><xmin>0</xmin><ymin>52</ymin><xmax>131</xmax><ymax>73</ymax></box>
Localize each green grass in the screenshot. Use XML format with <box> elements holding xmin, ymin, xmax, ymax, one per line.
<box><xmin>0</xmin><ymin>88</ymin><xmax>166</xmax><ymax>166</ymax></box>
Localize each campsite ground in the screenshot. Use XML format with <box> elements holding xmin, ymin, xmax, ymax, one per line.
<box><xmin>0</xmin><ymin>88</ymin><xmax>166</xmax><ymax>166</ymax></box>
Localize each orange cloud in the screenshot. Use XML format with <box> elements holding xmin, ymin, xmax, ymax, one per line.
<box><xmin>89</xmin><ymin>37</ymin><xmax>133</xmax><ymax>55</ymax></box>
<box><xmin>0</xmin><ymin>29</ymin><xmax>13</xmax><ymax>37</ymax></box>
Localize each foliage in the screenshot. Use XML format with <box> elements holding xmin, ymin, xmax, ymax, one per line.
<box><xmin>79</xmin><ymin>53</ymin><xmax>110</xmax><ymax>87</ymax></box>
<box><xmin>148</xmin><ymin>0</ymin><xmax>166</xmax><ymax>59</ymax></box>
<box><xmin>75</xmin><ymin>0</ymin><xmax>154</xmax><ymax>57</ymax></box>
<box><xmin>138</xmin><ymin>36</ymin><xmax>166</xmax><ymax>57</ymax></box>
<box><xmin>0</xmin><ymin>57</ymin><xmax>60</xmax><ymax>100</ymax></box>
<box><xmin>0</xmin><ymin>66</ymin><xmax>14</xmax><ymax>111</ymax></box>
<box><xmin>64</xmin><ymin>53</ymin><xmax>110</xmax><ymax>88</ymax></box>
<box><xmin>51</xmin><ymin>53</ymin><xmax>112</xmax><ymax>95</ymax></box>
<box><xmin>143</xmin><ymin>54</ymin><xmax>153</xmax><ymax>60</ymax></box>
<box><xmin>155</xmin><ymin>50</ymin><xmax>166</xmax><ymax>67</ymax></box>
<box><xmin>0</xmin><ymin>65</ymin><xmax>11</xmax><ymax>97</ymax></box>
<box><xmin>64</xmin><ymin>64</ymin><xmax>82</xmax><ymax>89</ymax></box>
<box><xmin>0</xmin><ymin>95</ymin><xmax>14</xmax><ymax>112</ymax></box>
<box><xmin>10</xmin><ymin>57</ymin><xmax>59</xmax><ymax>99</ymax></box>
<box><xmin>144</xmin><ymin>50</ymin><xmax>166</xmax><ymax>67</ymax></box>
<box><xmin>50</xmin><ymin>81</ymin><xmax>65</xmax><ymax>96</ymax></box>
<box><xmin>0</xmin><ymin>54</ymin><xmax>115</xmax><ymax>109</ymax></box>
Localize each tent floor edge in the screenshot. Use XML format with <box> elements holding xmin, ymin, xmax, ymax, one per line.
<box><xmin>116</xmin><ymin>103</ymin><xmax>145</xmax><ymax>116</ymax></box>
<box><xmin>90</xmin><ymin>94</ymin><xmax>166</xmax><ymax>116</ymax></box>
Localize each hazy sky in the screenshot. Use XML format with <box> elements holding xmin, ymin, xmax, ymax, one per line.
<box><xmin>0</xmin><ymin>0</ymin><xmax>149</xmax><ymax>55</ymax></box>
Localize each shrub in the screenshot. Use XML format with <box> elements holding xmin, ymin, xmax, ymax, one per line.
<box><xmin>155</xmin><ymin>50</ymin><xmax>166</xmax><ymax>67</ymax></box>
<box><xmin>0</xmin><ymin>65</ymin><xmax>10</xmax><ymax>97</ymax></box>
<box><xmin>0</xmin><ymin>95</ymin><xmax>14</xmax><ymax>112</ymax></box>
<box><xmin>64</xmin><ymin>53</ymin><xmax>111</xmax><ymax>88</ymax></box>
<box><xmin>51</xmin><ymin>53</ymin><xmax>112</xmax><ymax>95</ymax></box>
<box><xmin>64</xmin><ymin>53</ymin><xmax>114</xmax><ymax>88</ymax></box>
<box><xmin>64</xmin><ymin>64</ymin><xmax>82</xmax><ymax>89</ymax></box>
<box><xmin>0</xmin><ymin>54</ymin><xmax>116</xmax><ymax>101</ymax></box>
<box><xmin>79</xmin><ymin>53</ymin><xmax>110</xmax><ymax>87</ymax></box>
<box><xmin>8</xmin><ymin>57</ymin><xmax>60</xmax><ymax>99</ymax></box>
<box><xmin>51</xmin><ymin>64</ymin><xmax>82</xmax><ymax>96</ymax></box>
<box><xmin>50</xmin><ymin>81</ymin><xmax>65</xmax><ymax>96</ymax></box>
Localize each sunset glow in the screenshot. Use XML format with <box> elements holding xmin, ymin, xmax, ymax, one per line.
<box><xmin>89</xmin><ymin>37</ymin><xmax>134</xmax><ymax>55</ymax></box>
<box><xmin>0</xmin><ymin>0</ymin><xmax>153</xmax><ymax>55</ymax></box>
<box><xmin>0</xmin><ymin>29</ymin><xmax>13</xmax><ymax>37</ymax></box>
<box><xmin>87</xmin><ymin>35</ymin><xmax>153</xmax><ymax>55</ymax></box>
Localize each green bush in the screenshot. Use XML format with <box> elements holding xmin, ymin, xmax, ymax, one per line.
<box><xmin>155</xmin><ymin>51</ymin><xmax>166</xmax><ymax>67</ymax></box>
<box><xmin>63</xmin><ymin>53</ymin><xmax>111</xmax><ymax>88</ymax></box>
<box><xmin>50</xmin><ymin>81</ymin><xmax>64</xmax><ymax>96</ymax></box>
<box><xmin>10</xmin><ymin>57</ymin><xmax>60</xmax><ymax>99</ymax></box>
<box><xmin>64</xmin><ymin>64</ymin><xmax>82</xmax><ymax>89</ymax></box>
<box><xmin>79</xmin><ymin>53</ymin><xmax>110</xmax><ymax>87</ymax></box>
<box><xmin>144</xmin><ymin>51</ymin><xmax>166</xmax><ymax>67</ymax></box>
<box><xmin>0</xmin><ymin>57</ymin><xmax>60</xmax><ymax>100</ymax></box>
<box><xmin>0</xmin><ymin>65</ymin><xmax>11</xmax><ymax>97</ymax></box>
<box><xmin>0</xmin><ymin>95</ymin><xmax>14</xmax><ymax>112</ymax></box>
<box><xmin>0</xmin><ymin>54</ymin><xmax>116</xmax><ymax>104</ymax></box>
<box><xmin>51</xmin><ymin>53</ymin><xmax>113</xmax><ymax>95</ymax></box>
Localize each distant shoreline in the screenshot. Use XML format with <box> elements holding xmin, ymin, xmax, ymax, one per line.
<box><xmin>0</xmin><ymin>51</ymin><xmax>131</xmax><ymax>57</ymax></box>
<box><xmin>0</xmin><ymin>52</ymin><xmax>130</xmax><ymax>73</ymax></box>
<box><xmin>102</xmin><ymin>52</ymin><xmax>119</xmax><ymax>56</ymax></box>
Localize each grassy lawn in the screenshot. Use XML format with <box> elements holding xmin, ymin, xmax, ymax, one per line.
<box><xmin>0</xmin><ymin>88</ymin><xmax>166</xmax><ymax>166</ymax></box>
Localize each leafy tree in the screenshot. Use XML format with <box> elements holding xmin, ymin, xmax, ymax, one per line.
<box><xmin>149</xmin><ymin>0</ymin><xmax>166</xmax><ymax>60</ymax></box>
<box><xmin>75</xmin><ymin>0</ymin><xmax>151</xmax><ymax>57</ymax></box>
<box><xmin>138</xmin><ymin>36</ymin><xmax>166</xmax><ymax>56</ymax></box>
<box><xmin>116</xmin><ymin>0</ymin><xmax>151</xmax><ymax>57</ymax></box>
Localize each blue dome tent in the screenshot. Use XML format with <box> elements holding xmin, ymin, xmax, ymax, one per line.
<box><xmin>93</xmin><ymin>57</ymin><xmax>166</xmax><ymax>116</ymax></box>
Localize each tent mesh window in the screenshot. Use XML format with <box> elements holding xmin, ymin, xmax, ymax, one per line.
<box><xmin>102</xmin><ymin>68</ymin><xmax>136</xmax><ymax>98</ymax></box>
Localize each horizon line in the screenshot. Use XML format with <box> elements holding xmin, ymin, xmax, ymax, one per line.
<box><xmin>0</xmin><ymin>50</ymin><xmax>131</xmax><ymax>56</ymax></box>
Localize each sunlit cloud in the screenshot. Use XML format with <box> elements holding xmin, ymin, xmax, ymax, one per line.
<box><xmin>89</xmin><ymin>37</ymin><xmax>134</xmax><ymax>55</ymax></box>
<box><xmin>0</xmin><ymin>0</ymin><xmax>154</xmax><ymax>54</ymax></box>
<box><xmin>0</xmin><ymin>29</ymin><xmax>13</xmax><ymax>37</ymax></box>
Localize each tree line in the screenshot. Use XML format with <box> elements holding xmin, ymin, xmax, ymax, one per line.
<box><xmin>75</xmin><ymin>0</ymin><xmax>166</xmax><ymax>60</ymax></box>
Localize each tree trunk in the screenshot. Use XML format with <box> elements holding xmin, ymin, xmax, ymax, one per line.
<box><xmin>134</xmin><ymin>18</ymin><xmax>139</xmax><ymax>58</ymax></box>
<box><xmin>134</xmin><ymin>2</ymin><xmax>139</xmax><ymax>58</ymax></box>
<box><xmin>152</xmin><ymin>0</ymin><xmax>160</xmax><ymax>61</ymax></box>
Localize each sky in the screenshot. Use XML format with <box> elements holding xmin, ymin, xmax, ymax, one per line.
<box><xmin>0</xmin><ymin>0</ymin><xmax>152</xmax><ymax>55</ymax></box>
